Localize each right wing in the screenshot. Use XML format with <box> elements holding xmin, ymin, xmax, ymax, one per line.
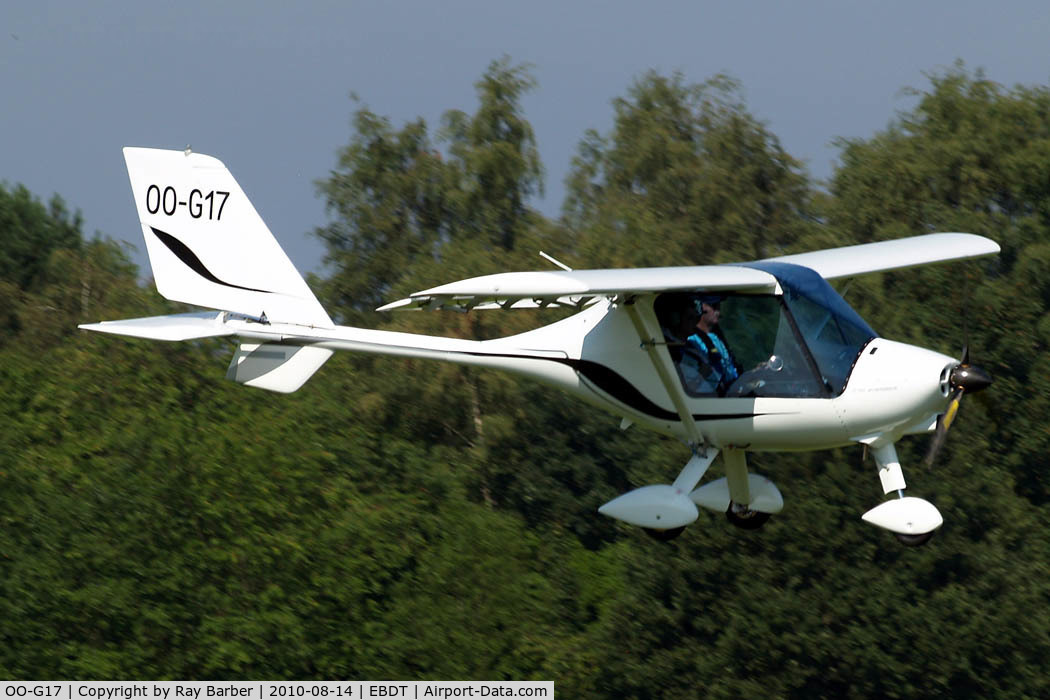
<box><xmin>380</xmin><ymin>233</ymin><xmax>999</xmax><ymax>312</ymax></box>
<box><xmin>377</xmin><ymin>265</ymin><xmax>778</xmax><ymax>312</ymax></box>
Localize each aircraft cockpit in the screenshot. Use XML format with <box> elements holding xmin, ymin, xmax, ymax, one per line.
<box><xmin>657</xmin><ymin>262</ymin><xmax>876</xmax><ymax>400</ymax></box>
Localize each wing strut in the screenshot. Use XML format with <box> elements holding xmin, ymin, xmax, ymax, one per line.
<box><xmin>622</xmin><ymin>298</ymin><xmax>704</xmax><ymax>447</ymax></box>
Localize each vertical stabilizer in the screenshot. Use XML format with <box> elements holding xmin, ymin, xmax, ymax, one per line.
<box><xmin>123</xmin><ymin>147</ymin><xmax>332</xmax><ymax>328</ymax></box>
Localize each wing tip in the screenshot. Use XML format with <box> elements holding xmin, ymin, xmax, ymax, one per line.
<box><xmin>376</xmin><ymin>298</ymin><xmax>418</xmax><ymax>312</ymax></box>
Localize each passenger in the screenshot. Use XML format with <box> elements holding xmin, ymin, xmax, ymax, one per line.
<box><xmin>689</xmin><ymin>295</ymin><xmax>740</xmax><ymax>395</ymax></box>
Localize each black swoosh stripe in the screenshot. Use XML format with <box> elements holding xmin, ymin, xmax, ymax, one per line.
<box><xmin>462</xmin><ymin>351</ymin><xmax>762</xmax><ymax>422</ymax></box>
<box><xmin>563</xmin><ymin>359</ymin><xmax>679</xmax><ymax>420</ymax></box>
<box><xmin>566</xmin><ymin>359</ymin><xmax>763</xmax><ymax>422</ymax></box>
<box><xmin>151</xmin><ymin>227</ymin><xmax>273</xmax><ymax>294</ymax></box>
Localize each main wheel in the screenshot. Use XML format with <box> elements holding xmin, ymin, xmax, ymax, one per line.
<box><xmin>895</xmin><ymin>530</ymin><xmax>935</xmax><ymax>547</ymax></box>
<box><xmin>644</xmin><ymin>526</ymin><xmax>686</xmax><ymax>542</ymax></box>
<box><xmin>726</xmin><ymin>504</ymin><xmax>771</xmax><ymax>530</ymax></box>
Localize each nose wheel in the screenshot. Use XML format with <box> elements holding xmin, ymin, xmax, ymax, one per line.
<box><xmin>861</xmin><ymin>441</ymin><xmax>943</xmax><ymax>544</ymax></box>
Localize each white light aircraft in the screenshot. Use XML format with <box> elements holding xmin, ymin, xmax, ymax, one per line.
<box><xmin>81</xmin><ymin>147</ymin><xmax>1000</xmax><ymax>545</ymax></box>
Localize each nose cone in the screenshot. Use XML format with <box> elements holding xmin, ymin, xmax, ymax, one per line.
<box><xmin>950</xmin><ymin>363</ymin><xmax>993</xmax><ymax>393</ymax></box>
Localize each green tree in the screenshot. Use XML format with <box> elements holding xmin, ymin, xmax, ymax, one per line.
<box><xmin>10</xmin><ymin>61</ymin><xmax>1050</xmax><ymax>698</ymax></box>
<box><xmin>0</xmin><ymin>183</ymin><xmax>145</xmax><ymax>347</ymax></box>
<box><xmin>441</xmin><ymin>56</ymin><xmax>544</xmax><ymax>252</ymax></box>
<box><xmin>565</xmin><ymin>72</ymin><xmax>814</xmax><ymax>267</ymax></box>
<box><xmin>315</xmin><ymin>57</ymin><xmax>544</xmax><ymax>325</ymax></box>
<box><xmin>314</xmin><ymin>110</ymin><xmax>456</xmax><ymax>324</ymax></box>
<box><xmin>0</xmin><ymin>185</ymin><xmax>82</xmax><ymax>290</ymax></box>
<box><xmin>312</xmin><ymin>59</ymin><xmax>610</xmax><ymax>537</ymax></box>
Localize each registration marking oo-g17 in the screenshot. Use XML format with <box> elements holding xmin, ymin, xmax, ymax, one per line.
<box><xmin>145</xmin><ymin>185</ymin><xmax>230</xmax><ymax>221</ymax></box>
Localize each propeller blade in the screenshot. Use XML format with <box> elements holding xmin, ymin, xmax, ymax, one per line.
<box><xmin>925</xmin><ymin>387</ymin><xmax>964</xmax><ymax>466</ymax></box>
<box><xmin>924</xmin><ymin>417</ymin><xmax>947</xmax><ymax>466</ymax></box>
<box><xmin>942</xmin><ymin>387</ymin><xmax>964</xmax><ymax>431</ymax></box>
<box><xmin>927</xmin><ymin>269</ymin><xmax>993</xmax><ymax>467</ymax></box>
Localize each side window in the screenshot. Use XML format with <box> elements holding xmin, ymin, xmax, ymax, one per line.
<box><xmin>655</xmin><ymin>293</ymin><xmax>825</xmax><ymax>399</ymax></box>
<box><xmin>718</xmin><ymin>295</ymin><xmax>779</xmax><ymax>369</ymax></box>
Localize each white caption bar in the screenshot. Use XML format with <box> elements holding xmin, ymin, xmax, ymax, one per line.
<box><xmin>0</xmin><ymin>683</ymin><xmax>553</xmax><ymax>700</ymax></box>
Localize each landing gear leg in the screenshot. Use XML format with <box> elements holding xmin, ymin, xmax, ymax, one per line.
<box><xmin>724</xmin><ymin>448</ymin><xmax>771</xmax><ymax>530</ymax></box>
<box><xmin>598</xmin><ymin>449</ymin><xmax>718</xmax><ymax>535</ymax></box>
<box><xmin>872</xmin><ymin>442</ymin><xmax>907</xmax><ymax>495</ymax></box>
<box><xmin>861</xmin><ymin>441</ymin><xmax>943</xmax><ymax>545</ymax></box>
<box><xmin>642</xmin><ymin>447</ymin><xmax>718</xmax><ymax>541</ymax></box>
<box><xmin>689</xmin><ymin>448</ymin><xmax>783</xmax><ymax>527</ymax></box>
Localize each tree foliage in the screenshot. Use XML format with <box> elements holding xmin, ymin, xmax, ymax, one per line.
<box><xmin>565</xmin><ymin>72</ymin><xmax>814</xmax><ymax>267</ymax></box>
<box><xmin>3</xmin><ymin>61</ymin><xmax>1050</xmax><ymax>698</ymax></box>
<box><xmin>315</xmin><ymin>57</ymin><xmax>544</xmax><ymax>324</ymax></box>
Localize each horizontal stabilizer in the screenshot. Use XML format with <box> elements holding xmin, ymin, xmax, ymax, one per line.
<box><xmin>225</xmin><ymin>342</ymin><xmax>333</xmax><ymax>393</ymax></box>
<box><xmin>78</xmin><ymin>312</ymin><xmax>233</xmax><ymax>341</ymax></box>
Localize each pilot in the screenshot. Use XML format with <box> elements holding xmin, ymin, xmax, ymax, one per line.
<box><xmin>657</xmin><ymin>295</ymin><xmax>718</xmax><ymax>395</ymax></box>
<box><xmin>688</xmin><ymin>295</ymin><xmax>740</xmax><ymax>395</ymax></box>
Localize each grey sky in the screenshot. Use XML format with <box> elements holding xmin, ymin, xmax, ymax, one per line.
<box><xmin>4</xmin><ymin>1</ymin><xmax>1049</xmax><ymax>278</ymax></box>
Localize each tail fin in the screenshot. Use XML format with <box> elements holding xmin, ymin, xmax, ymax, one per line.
<box><xmin>123</xmin><ymin>147</ymin><xmax>332</xmax><ymax>328</ymax></box>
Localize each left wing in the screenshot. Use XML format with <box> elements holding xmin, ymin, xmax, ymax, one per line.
<box><xmin>761</xmin><ymin>232</ymin><xmax>999</xmax><ymax>280</ymax></box>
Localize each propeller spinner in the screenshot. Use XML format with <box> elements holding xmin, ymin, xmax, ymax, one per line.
<box><xmin>925</xmin><ymin>348</ymin><xmax>993</xmax><ymax>465</ymax></box>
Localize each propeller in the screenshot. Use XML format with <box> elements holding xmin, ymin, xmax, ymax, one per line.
<box><xmin>924</xmin><ymin>346</ymin><xmax>993</xmax><ymax>466</ymax></box>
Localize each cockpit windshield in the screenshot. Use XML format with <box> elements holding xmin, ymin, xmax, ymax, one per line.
<box><xmin>748</xmin><ymin>261</ymin><xmax>876</xmax><ymax>394</ymax></box>
<box><xmin>655</xmin><ymin>263</ymin><xmax>876</xmax><ymax>399</ymax></box>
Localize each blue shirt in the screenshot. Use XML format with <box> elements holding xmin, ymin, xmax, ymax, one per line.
<box><xmin>687</xmin><ymin>331</ymin><xmax>739</xmax><ymax>387</ymax></box>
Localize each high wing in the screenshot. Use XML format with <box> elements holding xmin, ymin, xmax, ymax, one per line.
<box><xmin>763</xmin><ymin>232</ymin><xmax>1000</xmax><ymax>280</ymax></box>
<box><xmin>378</xmin><ymin>266</ymin><xmax>778</xmax><ymax>312</ymax></box>
<box><xmin>380</xmin><ymin>233</ymin><xmax>1000</xmax><ymax>311</ymax></box>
